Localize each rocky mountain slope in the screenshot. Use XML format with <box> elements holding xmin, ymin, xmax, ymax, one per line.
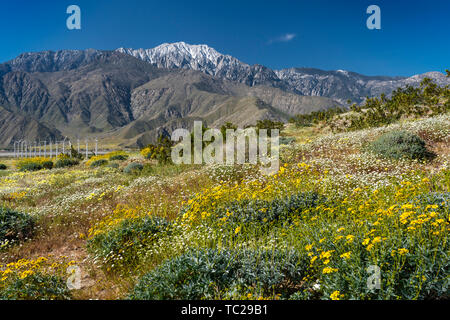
<box><xmin>0</xmin><ymin>49</ymin><xmax>337</xmax><ymax>147</ymax></box>
<box><xmin>116</xmin><ymin>70</ymin><xmax>335</xmax><ymax>147</ymax></box>
<box><xmin>0</xmin><ymin>51</ymin><xmax>169</xmax><ymax>142</ymax></box>
<box><xmin>1</xmin><ymin>43</ymin><xmax>446</xmax><ymax>148</ymax></box>
<box><xmin>275</xmin><ymin>68</ymin><xmax>450</xmax><ymax>104</ymax></box>
<box><xmin>118</xmin><ymin>42</ymin><xmax>450</xmax><ymax>104</ymax></box>
<box><xmin>0</xmin><ymin>106</ymin><xmax>62</xmax><ymax>147</ymax></box>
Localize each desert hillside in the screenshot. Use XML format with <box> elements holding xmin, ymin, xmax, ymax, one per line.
<box><xmin>0</xmin><ymin>77</ymin><xmax>448</xmax><ymax>300</ymax></box>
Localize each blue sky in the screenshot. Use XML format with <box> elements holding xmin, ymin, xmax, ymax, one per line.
<box><xmin>0</xmin><ymin>0</ymin><xmax>448</xmax><ymax>76</ymax></box>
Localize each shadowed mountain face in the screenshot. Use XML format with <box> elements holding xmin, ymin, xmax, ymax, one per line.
<box><xmin>115</xmin><ymin>70</ymin><xmax>337</xmax><ymax>147</ymax></box>
<box><xmin>0</xmin><ymin>51</ymin><xmax>169</xmax><ymax>136</ymax></box>
<box><xmin>0</xmin><ymin>106</ymin><xmax>63</xmax><ymax>147</ymax></box>
<box><xmin>119</xmin><ymin>42</ymin><xmax>450</xmax><ymax>104</ymax></box>
<box><xmin>0</xmin><ymin>50</ymin><xmax>338</xmax><ymax>148</ymax></box>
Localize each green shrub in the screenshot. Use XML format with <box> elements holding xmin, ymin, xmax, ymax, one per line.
<box><xmin>106</xmin><ymin>162</ymin><xmax>120</xmax><ymax>169</ymax></box>
<box><xmin>289</xmin><ymin>107</ymin><xmax>345</xmax><ymax>127</ymax></box>
<box><xmin>42</xmin><ymin>161</ymin><xmax>54</xmax><ymax>170</ymax></box>
<box><xmin>89</xmin><ymin>159</ymin><xmax>108</xmax><ymax>168</ymax></box>
<box><xmin>87</xmin><ymin>216</ymin><xmax>169</xmax><ymax>268</ymax></box>
<box><xmin>280</xmin><ymin>137</ymin><xmax>296</xmax><ymax>145</ymax></box>
<box><xmin>220</xmin><ymin>122</ymin><xmax>238</xmax><ymax>141</ymax></box>
<box><xmin>256</xmin><ymin>119</ymin><xmax>284</xmax><ymax>136</ymax></box>
<box><xmin>55</xmin><ymin>158</ymin><xmax>79</xmax><ymax>168</ymax></box>
<box><xmin>0</xmin><ymin>273</ymin><xmax>71</xmax><ymax>300</ymax></box>
<box><xmin>413</xmin><ymin>192</ymin><xmax>450</xmax><ymax>210</ymax></box>
<box><xmin>214</xmin><ymin>192</ymin><xmax>326</xmax><ymax>226</ymax></box>
<box><xmin>109</xmin><ymin>154</ymin><xmax>128</xmax><ymax>161</ymax></box>
<box><xmin>368</xmin><ymin>130</ymin><xmax>435</xmax><ymax>160</ymax></box>
<box><xmin>0</xmin><ymin>164</ymin><xmax>6</xmax><ymax>170</ymax></box>
<box><xmin>141</xmin><ymin>135</ymin><xmax>173</xmax><ymax>165</ymax></box>
<box><xmin>124</xmin><ymin>162</ymin><xmax>144</xmax><ymax>174</ymax></box>
<box><xmin>129</xmin><ymin>249</ymin><xmax>309</xmax><ymax>300</ymax></box>
<box><xmin>18</xmin><ymin>162</ymin><xmax>42</xmax><ymax>172</ymax></box>
<box><xmin>70</xmin><ymin>145</ymin><xmax>84</xmax><ymax>160</ymax></box>
<box><xmin>0</xmin><ymin>207</ymin><xmax>35</xmax><ymax>244</ymax></box>
<box><xmin>16</xmin><ymin>158</ymin><xmax>53</xmax><ymax>172</ymax></box>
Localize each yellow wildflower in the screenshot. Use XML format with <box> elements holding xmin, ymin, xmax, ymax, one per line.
<box><xmin>323</xmin><ymin>267</ymin><xmax>338</xmax><ymax>274</ymax></box>
<box><xmin>340</xmin><ymin>252</ymin><xmax>351</xmax><ymax>259</ymax></box>
<box><xmin>330</xmin><ymin>291</ymin><xmax>343</xmax><ymax>300</ymax></box>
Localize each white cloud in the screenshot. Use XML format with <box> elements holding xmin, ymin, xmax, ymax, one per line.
<box><xmin>268</xmin><ymin>33</ymin><xmax>297</xmax><ymax>44</ymax></box>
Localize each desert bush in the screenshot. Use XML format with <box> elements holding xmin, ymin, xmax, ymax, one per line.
<box><xmin>280</xmin><ymin>137</ymin><xmax>296</xmax><ymax>145</ymax></box>
<box><xmin>42</xmin><ymin>161</ymin><xmax>54</xmax><ymax>170</ymax></box>
<box><xmin>217</xmin><ymin>191</ymin><xmax>327</xmax><ymax>226</ymax></box>
<box><xmin>56</xmin><ymin>153</ymin><xmax>71</xmax><ymax>160</ymax></box>
<box><xmin>87</xmin><ymin>215</ymin><xmax>170</xmax><ymax>269</ymax></box>
<box><xmin>413</xmin><ymin>192</ymin><xmax>450</xmax><ymax>210</ymax></box>
<box><xmin>290</xmin><ymin>107</ymin><xmax>345</xmax><ymax>127</ymax></box>
<box><xmin>89</xmin><ymin>159</ymin><xmax>108</xmax><ymax>168</ymax></box>
<box><xmin>141</xmin><ymin>136</ymin><xmax>173</xmax><ymax>165</ymax></box>
<box><xmin>16</xmin><ymin>158</ymin><xmax>52</xmax><ymax>171</ymax></box>
<box><xmin>124</xmin><ymin>162</ymin><xmax>143</xmax><ymax>174</ymax></box>
<box><xmin>109</xmin><ymin>154</ymin><xmax>128</xmax><ymax>161</ymax></box>
<box><xmin>69</xmin><ymin>145</ymin><xmax>84</xmax><ymax>160</ymax></box>
<box><xmin>0</xmin><ymin>257</ymin><xmax>72</xmax><ymax>300</ymax></box>
<box><xmin>106</xmin><ymin>162</ymin><xmax>120</xmax><ymax>169</ymax></box>
<box><xmin>0</xmin><ymin>207</ymin><xmax>35</xmax><ymax>244</ymax></box>
<box><xmin>368</xmin><ymin>130</ymin><xmax>435</xmax><ymax>160</ymax></box>
<box><xmin>0</xmin><ymin>273</ymin><xmax>71</xmax><ymax>300</ymax></box>
<box><xmin>0</xmin><ymin>164</ymin><xmax>6</xmax><ymax>170</ymax></box>
<box><xmin>129</xmin><ymin>249</ymin><xmax>308</xmax><ymax>300</ymax></box>
<box><xmin>256</xmin><ymin>119</ymin><xmax>284</xmax><ymax>136</ymax></box>
<box><xmin>220</xmin><ymin>122</ymin><xmax>238</xmax><ymax>141</ymax></box>
<box><xmin>180</xmin><ymin>191</ymin><xmax>327</xmax><ymax>233</ymax></box>
<box><xmin>18</xmin><ymin>162</ymin><xmax>42</xmax><ymax>172</ymax></box>
<box><xmin>16</xmin><ymin>157</ymin><xmax>51</xmax><ymax>171</ymax></box>
<box><xmin>55</xmin><ymin>158</ymin><xmax>79</xmax><ymax>168</ymax></box>
<box><xmin>85</xmin><ymin>151</ymin><xmax>128</xmax><ymax>166</ymax></box>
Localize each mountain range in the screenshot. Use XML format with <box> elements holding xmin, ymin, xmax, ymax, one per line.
<box><xmin>0</xmin><ymin>42</ymin><xmax>447</xmax><ymax>148</ymax></box>
<box><xmin>118</xmin><ymin>42</ymin><xmax>449</xmax><ymax>104</ymax></box>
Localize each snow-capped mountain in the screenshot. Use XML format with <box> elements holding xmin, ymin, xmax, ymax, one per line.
<box><xmin>118</xmin><ymin>42</ymin><xmax>238</xmax><ymax>75</ymax></box>
<box><xmin>117</xmin><ymin>42</ymin><xmax>285</xmax><ymax>89</ymax></box>
<box><xmin>118</xmin><ymin>42</ymin><xmax>450</xmax><ymax>104</ymax></box>
<box><xmin>0</xmin><ymin>49</ymin><xmax>338</xmax><ymax>147</ymax></box>
<box><xmin>275</xmin><ymin>68</ymin><xmax>450</xmax><ymax>104</ymax></box>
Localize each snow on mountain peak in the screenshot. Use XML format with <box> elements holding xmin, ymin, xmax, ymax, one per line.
<box><xmin>117</xmin><ymin>42</ymin><xmax>449</xmax><ymax>104</ymax></box>
<box><xmin>116</xmin><ymin>42</ymin><xmax>245</xmax><ymax>74</ymax></box>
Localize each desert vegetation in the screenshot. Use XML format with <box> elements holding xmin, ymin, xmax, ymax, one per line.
<box><xmin>0</xmin><ymin>79</ymin><xmax>448</xmax><ymax>300</ymax></box>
